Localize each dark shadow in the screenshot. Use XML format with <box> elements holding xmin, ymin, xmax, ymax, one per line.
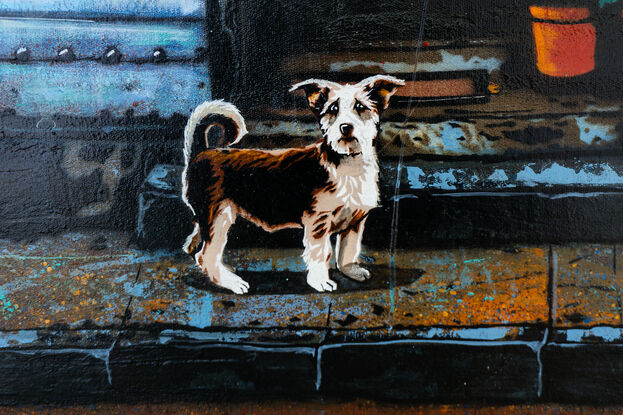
<box><xmin>180</xmin><ymin>265</ymin><xmax>425</xmax><ymax>295</ymax></box>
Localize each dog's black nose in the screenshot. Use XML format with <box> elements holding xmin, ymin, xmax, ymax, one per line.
<box><xmin>340</xmin><ymin>123</ymin><xmax>353</xmax><ymax>137</ymax></box>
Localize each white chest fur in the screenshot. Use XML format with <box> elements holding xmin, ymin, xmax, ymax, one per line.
<box><xmin>322</xmin><ymin>155</ymin><xmax>379</xmax><ymax>212</ymax></box>
<box><xmin>332</xmin><ymin>165</ymin><xmax>379</xmax><ymax>209</ymax></box>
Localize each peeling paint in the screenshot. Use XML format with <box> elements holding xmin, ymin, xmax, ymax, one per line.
<box><xmin>517</xmin><ymin>163</ymin><xmax>623</xmax><ymax>187</ymax></box>
<box><xmin>574</xmin><ymin>116</ymin><xmax>617</xmax><ymax>144</ymax></box>
<box><xmin>0</xmin><ymin>330</ymin><xmax>38</xmax><ymax>347</ymax></box>
<box><xmin>397</xmin><ymin>121</ymin><xmax>494</xmax><ymax>155</ymax></box>
<box><xmin>487</xmin><ymin>169</ymin><xmax>510</xmax><ymax>182</ymax></box>
<box><xmin>432</xmin><ymin>170</ymin><xmax>459</xmax><ymax>190</ymax></box>
<box><xmin>329</xmin><ymin>51</ymin><xmax>503</xmax><ymax>74</ymax></box>
<box><xmin>186</xmin><ymin>293</ymin><xmax>213</xmax><ymax>329</ymax></box>
<box><xmin>566</xmin><ymin>327</ymin><xmax>623</xmax><ymax>343</ymax></box>
<box><xmin>405</xmin><ymin>162</ymin><xmax>623</xmax><ymax>191</ymax></box>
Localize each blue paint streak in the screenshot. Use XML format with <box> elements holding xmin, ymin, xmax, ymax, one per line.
<box><xmin>0</xmin><ymin>330</ymin><xmax>38</xmax><ymax>347</ymax></box>
<box><xmin>567</xmin><ymin>327</ymin><xmax>623</xmax><ymax>342</ymax></box>
<box><xmin>453</xmin><ymin>327</ymin><xmax>510</xmax><ymax>340</ymax></box>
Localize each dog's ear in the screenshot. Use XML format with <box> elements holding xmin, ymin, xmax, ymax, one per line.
<box><xmin>357</xmin><ymin>75</ymin><xmax>405</xmax><ymax>110</ymax></box>
<box><xmin>289</xmin><ymin>79</ymin><xmax>337</xmax><ymax>116</ymax></box>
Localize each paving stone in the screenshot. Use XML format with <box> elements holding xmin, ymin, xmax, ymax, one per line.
<box><xmin>0</xmin><ymin>232</ymin><xmax>137</xmax><ymax>330</ymax></box>
<box><xmin>356</xmin><ymin>248</ymin><xmax>549</xmax><ymax>328</ymax></box>
<box><xmin>109</xmin><ymin>342</ymin><xmax>318</xmax><ymax>399</ymax></box>
<box><xmin>327</xmin><ymin>265</ymin><xmax>420</xmax><ymax>333</ymax></box>
<box><xmin>554</xmin><ymin>245</ymin><xmax>623</xmax><ymax>327</ymax></box>
<box><xmin>126</xmin><ymin>248</ymin><xmax>331</xmax><ymax>341</ymax></box>
<box><xmin>0</xmin><ymin>348</ymin><xmax>114</xmax><ymax>404</ymax></box>
<box><xmin>319</xmin><ymin>342</ymin><xmax>540</xmax><ymax>401</ymax></box>
<box><xmin>542</xmin><ymin>344</ymin><xmax>623</xmax><ymax>403</ymax></box>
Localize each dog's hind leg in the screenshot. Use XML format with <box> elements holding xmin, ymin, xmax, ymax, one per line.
<box><xmin>183</xmin><ymin>222</ymin><xmax>203</xmax><ymax>256</ymax></box>
<box><xmin>195</xmin><ymin>203</ymin><xmax>249</xmax><ymax>294</ymax></box>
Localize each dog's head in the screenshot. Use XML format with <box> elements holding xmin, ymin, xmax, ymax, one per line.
<box><xmin>290</xmin><ymin>75</ymin><xmax>405</xmax><ymax>159</ymax></box>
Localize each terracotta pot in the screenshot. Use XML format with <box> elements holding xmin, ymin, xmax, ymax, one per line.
<box><xmin>530</xmin><ymin>6</ymin><xmax>596</xmax><ymax>77</ymax></box>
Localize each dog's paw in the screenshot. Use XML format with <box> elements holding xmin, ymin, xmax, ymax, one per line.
<box><xmin>220</xmin><ymin>270</ymin><xmax>250</xmax><ymax>294</ymax></box>
<box><xmin>307</xmin><ymin>273</ymin><xmax>337</xmax><ymax>292</ymax></box>
<box><xmin>339</xmin><ymin>263</ymin><xmax>371</xmax><ymax>282</ymax></box>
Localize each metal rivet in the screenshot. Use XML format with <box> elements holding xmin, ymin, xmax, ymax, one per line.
<box><xmin>56</xmin><ymin>46</ymin><xmax>76</xmax><ymax>62</ymax></box>
<box><xmin>14</xmin><ymin>47</ymin><xmax>31</xmax><ymax>62</ymax></box>
<box><xmin>102</xmin><ymin>46</ymin><xmax>122</xmax><ymax>64</ymax></box>
<box><xmin>36</xmin><ymin>117</ymin><xmax>56</xmax><ymax>130</ymax></box>
<box><xmin>151</xmin><ymin>47</ymin><xmax>167</xmax><ymax>63</ymax></box>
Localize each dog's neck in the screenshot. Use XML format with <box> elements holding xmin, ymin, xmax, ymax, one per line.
<box><xmin>319</xmin><ymin>141</ymin><xmax>378</xmax><ymax>177</ymax></box>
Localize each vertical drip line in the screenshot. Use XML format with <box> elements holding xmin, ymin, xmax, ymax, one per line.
<box><xmin>547</xmin><ymin>245</ymin><xmax>557</xmax><ymax>338</ymax></box>
<box><xmin>389</xmin><ymin>0</ymin><xmax>429</xmax><ymax>314</ymax></box>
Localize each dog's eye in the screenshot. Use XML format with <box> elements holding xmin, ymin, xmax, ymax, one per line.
<box><xmin>354</xmin><ymin>101</ymin><xmax>368</xmax><ymax>113</ymax></box>
<box><xmin>327</xmin><ymin>101</ymin><xmax>339</xmax><ymax>115</ymax></box>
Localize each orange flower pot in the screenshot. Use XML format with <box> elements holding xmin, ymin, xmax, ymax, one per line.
<box><xmin>530</xmin><ymin>6</ymin><xmax>596</xmax><ymax>77</ymax></box>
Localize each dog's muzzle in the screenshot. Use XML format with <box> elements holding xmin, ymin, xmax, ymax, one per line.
<box><xmin>339</xmin><ymin>123</ymin><xmax>358</xmax><ymax>143</ymax></box>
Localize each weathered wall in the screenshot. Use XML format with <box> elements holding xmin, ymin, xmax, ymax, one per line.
<box><xmin>2</xmin><ymin>0</ymin><xmax>623</xmax><ymax>405</ymax></box>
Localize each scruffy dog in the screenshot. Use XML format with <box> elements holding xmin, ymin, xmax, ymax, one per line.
<box><xmin>182</xmin><ymin>75</ymin><xmax>404</xmax><ymax>294</ymax></box>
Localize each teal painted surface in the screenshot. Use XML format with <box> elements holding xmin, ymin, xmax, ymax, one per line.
<box><xmin>600</xmin><ymin>0</ymin><xmax>618</xmax><ymax>7</ymax></box>
<box><xmin>0</xmin><ymin>18</ymin><xmax>203</xmax><ymax>59</ymax></box>
<box><xmin>0</xmin><ymin>61</ymin><xmax>210</xmax><ymax>116</ymax></box>
<box><xmin>0</xmin><ymin>0</ymin><xmax>204</xmax><ymax>17</ymax></box>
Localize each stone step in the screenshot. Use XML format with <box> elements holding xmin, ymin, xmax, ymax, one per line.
<box><xmin>137</xmin><ymin>161</ymin><xmax>623</xmax><ymax>249</ymax></box>
<box><xmin>0</xmin><ymin>232</ymin><xmax>623</xmax><ymax>403</ymax></box>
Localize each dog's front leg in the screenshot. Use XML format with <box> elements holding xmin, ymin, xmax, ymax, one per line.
<box><xmin>302</xmin><ymin>219</ymin><xmax>336</xmax><ymax>292</ymax></box>
<box><xmin>336</xmin><ymin>217</ymin><xmax>371</xmax><ymax>282</ymax></box>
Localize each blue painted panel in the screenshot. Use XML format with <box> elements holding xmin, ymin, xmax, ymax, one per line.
<box><xmin>0</xmin><ymin>18</ymin><xmax>203</xmax><ymax>60</ymax></box>
<box><xmin>0</xmin><ymin>0</ymin><xmax>204</xmax><ymax>18</ymax></box>
<box><xmin>0</xmin><ymin>61</ymin><xmax>211</xmax><ymax>117</ymax></box>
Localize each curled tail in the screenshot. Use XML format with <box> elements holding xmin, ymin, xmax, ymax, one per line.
<box><xmin>183</xmin><ymin>100</ymin><xmax>248</xmax><ymax>166</ymax></box>
<box><xmin>182</xmin><ymin>100</ymin><xmax>247</xmax><ymax>256</ymax></box>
